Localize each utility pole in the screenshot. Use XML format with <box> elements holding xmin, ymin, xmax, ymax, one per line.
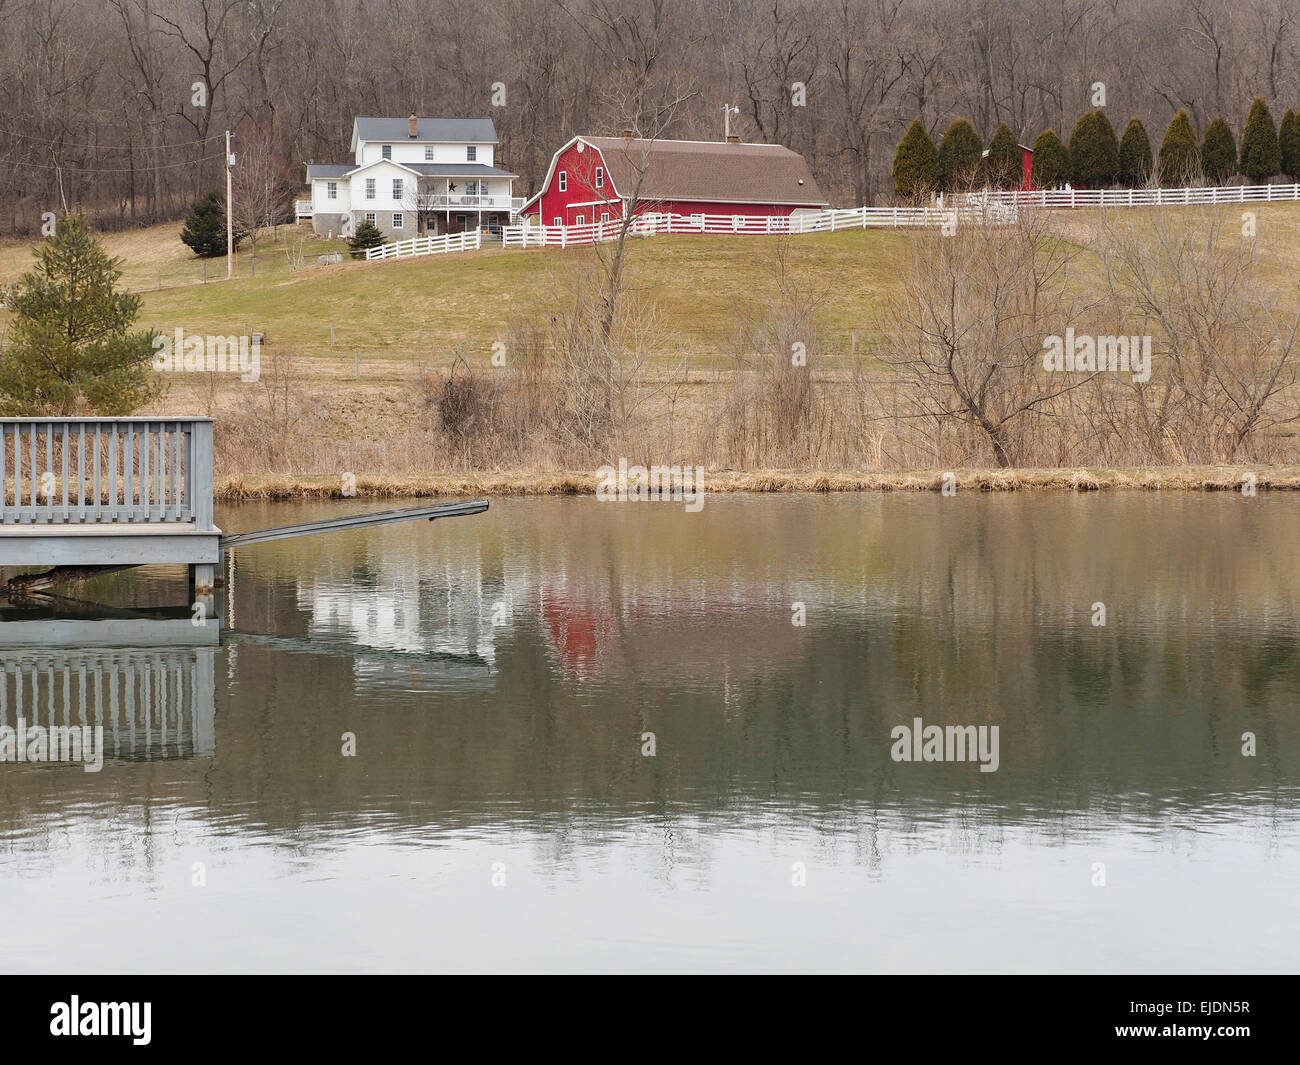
<box><xmin>225</xmin><ymin>130</ymin><xmax>234</xmax><ymax>280</ymax></box>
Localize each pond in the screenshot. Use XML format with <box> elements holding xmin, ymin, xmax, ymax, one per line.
<box><xmin>0</xmin><ymin>493</ymin><xmax>1296</xmax><ymax>973</ymax></box>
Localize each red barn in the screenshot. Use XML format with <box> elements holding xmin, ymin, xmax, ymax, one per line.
<box><xmin>519</xmin><ymin>135</ymin><xmax>829</xmax><ymax>226</ymax></box>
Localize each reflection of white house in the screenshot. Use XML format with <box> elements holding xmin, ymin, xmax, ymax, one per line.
<box><xmin>301</xmin><ymin>114</ymin><xmax>524</xmax><ymax>241</ymax></box>
<box><xmin>301</xmin><ymin>559</ymin><xmax>504</xmax><ymax>668</ymax></box>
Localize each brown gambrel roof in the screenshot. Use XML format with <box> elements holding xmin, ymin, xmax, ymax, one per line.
<box><xmin>582</xmin><ymin>137</ymin><xmax>828</xmax><ymax>207</ymax></box>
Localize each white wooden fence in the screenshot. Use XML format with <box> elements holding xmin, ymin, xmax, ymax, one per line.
<box><xmin>501</xmin><ymin>200</ymin><xmax>1018</xmax><ymax>248</ymax></box>
<box><xmin>956</xmin><ymin>182</ymin><xmax>1300</xmax><ymax>210</ymax></box>
<box><xmin>357</xmin><ymin>181</ymin><xmax>1300</xmax><ymax>261</ymax></box>
<box><xmin>365</xmin><ymin>230</ymin><xmax>482</xmax><ymax>261</ymax></box>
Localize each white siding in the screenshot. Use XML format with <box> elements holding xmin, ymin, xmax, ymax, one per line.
<box><xmin>356</xmin><ymin>140</ymin><xmax>495</xmax><ymax>167</ymax></box>
<box><xmin>311</xmin><ymin>178</ymin><xmax>350</xmax><ymax>213</ymax></box>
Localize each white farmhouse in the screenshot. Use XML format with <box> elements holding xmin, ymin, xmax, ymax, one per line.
<box><xmin>299</xmin><ymin>114</ymin><xmax>522</xmax><ymax>241</ymax></box>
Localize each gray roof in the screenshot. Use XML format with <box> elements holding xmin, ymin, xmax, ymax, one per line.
<box><xmin>306</xmin><ymin>163</ymin><xmax>351</xmax><ymax>179</ymax></box>
<box><xmin>353</xmin><ymin>116</ymin><xmax>498</xmax><ymax>145</ymax></box>
<box><xmin>583</xmin><ymin>137</ymin><xmax>827</xmax><ymax>206</ymax></box>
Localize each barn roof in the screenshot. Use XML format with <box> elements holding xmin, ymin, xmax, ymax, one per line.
<box><xmin>582</xmin><ymin>137</ymin><xmax>827</xmax><ymax>206</ymax></box>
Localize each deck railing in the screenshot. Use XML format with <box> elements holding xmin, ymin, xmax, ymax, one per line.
<box><xmin>0</xmin><ymin>418</ymin><xmax>214</xmax><ymax>528</ymax></box>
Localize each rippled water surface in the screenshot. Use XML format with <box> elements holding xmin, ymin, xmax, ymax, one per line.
<box><xmin>1</xmin><ymin>493</ymin><xmax>1297</xmax><ymax>972</ymax></box>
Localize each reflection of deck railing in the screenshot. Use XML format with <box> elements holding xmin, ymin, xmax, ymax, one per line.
<box><xmin>0</xmin><ymin>642</ymin><xmax>216</xmax><ymax>761</ymax></box>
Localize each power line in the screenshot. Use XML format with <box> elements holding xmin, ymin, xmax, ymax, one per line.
<box><xmin>0</xmin><ymin>151</ymin><xmax>229</xmax><ymax>172</ymax></box>
<box><xmin>0</xmin><ymin>125</ymin><xmax>225</xmax><ymax>151</ymax></box>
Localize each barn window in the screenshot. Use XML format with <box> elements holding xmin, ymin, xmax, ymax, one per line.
<box><xmin>382</xmin><ymin>145</ymin><xmax>391</xmax><ymax>160</ymax></box>
<box><xmin>392</xmin><ymin>213</ymin><xmax>404</xmax><ymax>229</ymax></box>
<box><xmin>326</xmin><ymin>182</ymin><xmax>337</xmax><ymax>200</ymax></box>
<box><xmin>392</xmin><ymin>178</ymin><xmax>403</xmax><ymax>199</ymax></box>
<box><xmin>576</xmin><ymin>214</ymin><xmax>585</xmax><ymax>225</ymax></box>
<box><xmin>553</xmin><ymin>216</ymin><xmax>562</xmax><ymax>226</ymax></box>
<box><xmin>601</xmin><ymin>212</ymin><xmax>610</xmax><ymax>223</ymax></box>
<box><xmin>365</xmin><ymin>178</ymin><xmax>376</xmax><ymax>199</ymax></box>
<box><xmin>558</xmin><ymin>171</ymin><xmax>567</xmax><ymax>192</ymax></box>
<box><xmin>595</xmin><ymin>167</ymin><xmax>604</xmax><ymax>188</ymax></box>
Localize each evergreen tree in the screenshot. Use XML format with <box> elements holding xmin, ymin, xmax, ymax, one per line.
<box><xmin>180</xmin><ymin>191</ymin><xmax>240</xmax><ymax>258</ymax></box>
<box><xmin>1069</xmin><ymin>111</ymin><xmax>1119</xmax><ymax>187</ymax></box>
<box><xmin>1239</xmin><ymin>96</ymin><xmax>1281</xmax><ymax>181</ymax></box>
<box><xmin>1158</xmin><ymin>110</ymin><xmax>1200</xmax><ymax>184</ymax></box>
<box><xmin>1201</xmin><ymin>117</ymin><xmax>1237</xmax><ymax>182</ymax></box>
<box><xmin>937</xmin><ymin>117</ymin><xmax>983</xmax><ymax>191</ymax></box>
<box><xmin>893</xmin><ymin>118</ymin><xmax>940</xmax><ymax>197</ymax></box>
<box><xmin>1280</xmin><ymin>108</ymin><xmax>1300</xmax><ymax>181</ymax></box>
<box><xmin>1030</xmin><ymin>129</ymin><xmax>1069</xmax><ymax>187</ymax></box>
<box><xmin>0</xmin><ymin>214</ymin><xmax>160</xmax><ymax>415</ymax></box>
<box><xmin>348</xmin><ymin>219</ymin><xmax>386</xmax><ymax>256</ymax></box>
<box><xmin>986</xmin><ymin>122</ymin><xmax>1022</xmax><ymax>188</ymax></box>
<box><xmin>1117</xmin><ymin>118</ymin><xmax>1153</xmax><ymax>186</ymax></box>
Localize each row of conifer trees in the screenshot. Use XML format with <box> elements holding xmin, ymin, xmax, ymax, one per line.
<box><xmin>892</xmin><ymin>97</ymin><xmax>1300</xmax><ymax>196</ymax></box>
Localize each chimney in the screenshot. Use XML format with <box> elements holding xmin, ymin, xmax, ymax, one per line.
<box><xmin>726</xmin><ymin>135</ymin><xmax>739</xmax><ymax>144</ymax></box>
<box><xmin>408</xmin><ymin>113</ymin><xmax>418</xmax><ymax>138</ymax></box>
<box><xmin>621</xmin><ymin>128</ymin><xmax>634</xmax><ymax>139</ymax></box>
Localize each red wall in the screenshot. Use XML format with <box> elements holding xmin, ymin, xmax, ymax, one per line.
<box><xmin>530</xmin><ymin>141</ymin><xmax>820</xmax><ymax>224</ymax></box>
<box><xmin>533</xmin><ymin>142</ymin><xmax>622</xmax><ymax>226</ymax></box>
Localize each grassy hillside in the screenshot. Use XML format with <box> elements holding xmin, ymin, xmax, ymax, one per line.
<box><xmin>3</xmin><ymin>204</ymin><xmax>1300</xmax><ymax>480</ymax></box>
<box><xmin>0</xmin><ymin>220</ymin><xmax>911</xmax><ymax>369</ymax></box>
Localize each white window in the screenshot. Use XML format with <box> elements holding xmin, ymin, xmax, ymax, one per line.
<box><xmin>553</xmin><ymin>216</ymin><xmax>562</xmax><ymax>226</ymax></box>
<box><xmin>480</xmin><ymin>181</ymin><xmax>490</xmax><ymax>197</ymax></box>
<box><xmin>365</xmin><ymin>212</ymin><xmax>376</xmax><ymax>224</ymax></box>
<box><xmin>392</xmin><ymin>178</ymin><xmax>403</xmax><ymax>199</ymax></box>
<box><xmin>365</xmin><ymin>178</ymin><xmax>376</xmax><ymax>199</ymax></box>
<box><xmin>327</xmin><ymin>181</ymin><xmax>337</xmax><ymax>200</ymax></box>
<box><xmin>595</xmin><ymin>167</ymin><xmax>604</xmax><ymax>188</ymax></box>
<box><xmin>558</xmin><ymin>171</ymin><xmax>567</xmax><ymax>192</ymax></box>
<box><xmin>466</xmin><ymin>145</ymin><xmax>477</xmax><ymax>162</ymax></box>
<box><xmin>575</xmin><ymin>214</ymin><xmax>585</xmax><ymax>225</ymax></box>
<box><xmin>425</xmin><ymin>147</ymin><xmax>434</xmax><ymax>160</ymax></box>
<box><xmin>392</xmin><ymin>213</ymin><xmax>404</xmax><ymax>229</ymax></box>
<box><xmin>601</xmin><ymin>212</ymin><xmax>610</xmax><ymax>223</ymax></box>
<box><xmin>382</xmin><ymin>145</ymin><xmax>391</xmax><ymax>160</ymax></box>
<box><xmin>466</xmin><ymin>181</ymin><xmax>478</xmax><ymax>196</ymax></box>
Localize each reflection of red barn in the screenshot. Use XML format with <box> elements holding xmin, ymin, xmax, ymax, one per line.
<box><xmin>541</xmin><ymin>586</ymin><xmax>612</xmax><ymax>678</ymax></box>
<box><xmin>519</xmin><ymin>135</ymin><xmax>829</xmax><ymax>227</ymax></box>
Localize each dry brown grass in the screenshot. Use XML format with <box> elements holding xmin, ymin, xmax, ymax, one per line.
<box><xmin>213</xmin><ymin>465</ymin><xmax>1300</xmax><ymax>502</ymax></box>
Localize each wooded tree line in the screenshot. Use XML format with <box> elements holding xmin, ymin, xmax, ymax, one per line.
<box><xmin>3</xmin><ymin>0</ymin><xmax>1300</xmax><ymax>233</ymax></box>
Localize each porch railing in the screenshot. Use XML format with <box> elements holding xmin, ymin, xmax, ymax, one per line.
<box><xmin>0</xmin><ymin>418</ymin><xmax>214</xmax><ymax>528</ymax></box>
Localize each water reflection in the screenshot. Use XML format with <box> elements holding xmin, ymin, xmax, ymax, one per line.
<box><xmin>0</xmin><ymin>494</ymin><xmax>1296</xmax><ymax>972</ymax></box>
<box><xmin>0</xmin><ymin>615</ymin><xmax>216</xmax><ymax>763</ymax></box>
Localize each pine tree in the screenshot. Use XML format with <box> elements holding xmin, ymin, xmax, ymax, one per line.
<box><xmin>1201</xmin><ymin>117</ymin><xmax>1237</xmax><ymax>182</ymax></box>
<box><xmin>1069</xmin><ymin>111</ymin><xmax>1119</xmax><ymax>187</ymax></box>
<box><xmin>1030</xmin><ymin>129</ymin><xmax>1069</xmax><ymax>187</ymax></box>
<box><xmin>893</xmin><ymin>118</ymin><xmax>940</xmax><ymax>197</ymax></box>
<box><xmin>937</xmin><ymin>118</ymin><xmax>982</xmax><ymax>191</ymax></box>
<box><xmin>0</xmin><ymin>214</ymin><xmax>160</xmax><ymax>415</ymax></box>
<box><xmin>348</xmin><ymin>219</ymin><xmax>386</xmax><ymax>256</ymax></box>
<box><xmin>1239</xmin><ymin>96</ymin><xmax>1281</xmax><ymax>181</ymax></box>
<box><xmin>1117</xmin><ymin>118</ymin><xmax>1153</xmax><ymax>186</ymax></box>
<box><xmin>986</xmin><ymin>122</ymin><xmax>1022</xmax><ymax>188</ymax></box>
<box><xmin>1280</xmin><ymin>108</ymin><xmax>1300</xmax><ymax>182</ymax></box>
<box><xmin>180</xmin><ymin>191</ymin><xmax>240</xmax><ymax>258</ymax></box>
<box><xmin>1158</xmin><ymin>110</ymin><xmax>1200</xmax><ymax>185</ymax></box>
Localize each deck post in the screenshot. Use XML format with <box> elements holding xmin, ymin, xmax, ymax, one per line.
<box><xmin>189</xmin><ymin>563</ymin><xmax>216</xmax><ymax>617</ymax></box>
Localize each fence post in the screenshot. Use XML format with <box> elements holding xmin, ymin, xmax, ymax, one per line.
<box><xmin>189</xmin><ymin>420</ymin><xmax>214</xmax><ymax>532</ymax></box>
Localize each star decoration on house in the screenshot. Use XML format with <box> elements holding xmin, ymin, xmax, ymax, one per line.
<box><xmin>448</xmin><ymin>182</ymin><xmax>457</xmax><ymax>192</ymax></box>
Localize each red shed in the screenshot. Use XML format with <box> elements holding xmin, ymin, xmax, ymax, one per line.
<box><xmin>519</xmin><ymin>135</ymin><xmax>829</xmax><ymax>226</ymax></box>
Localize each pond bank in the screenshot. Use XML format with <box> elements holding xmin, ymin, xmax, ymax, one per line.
<box><xmin>213</xmin><ymin>465</ymin><xmax>1300</xmax><ymax>502</ymax></box>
